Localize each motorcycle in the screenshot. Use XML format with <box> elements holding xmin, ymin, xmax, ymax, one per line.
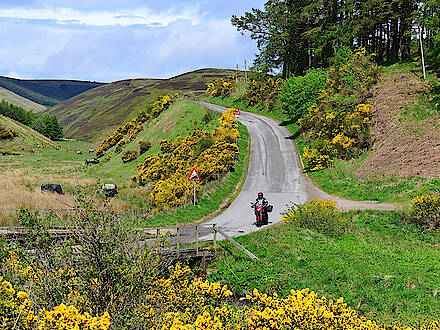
<box><xmin>251</xmin><ymin>200</ymin><xmax>272</xmax><ymax>227</ymax></box>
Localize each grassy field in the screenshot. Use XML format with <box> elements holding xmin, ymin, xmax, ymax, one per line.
<box><xmin>0</xmin><ymin>100</ymin><xmax>250</xmax><ymax>227</ymax></box>
<box><xmin>208</xmin><ymin>210</ymin><xmax>440</xmax><ymax>325</ymax></box>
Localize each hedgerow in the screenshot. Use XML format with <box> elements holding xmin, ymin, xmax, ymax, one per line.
<box><xmin>0</xmin><ymin>125</ymin><xmax>17</xmax><ymax>140</ymax></box>
<box><xmin>299</xmin><ymin>47</ymin><xmax>378</xmax><ymax>171</ymax></box>
<box><xmin>132</xmin><ymin>109</ymin><xmax>239</xmax><ymax>211</ymax></box>
<box><xmin>95</xmin><ymin>94</ymin><xmax>178</xmax><ymax>158</ymax></box>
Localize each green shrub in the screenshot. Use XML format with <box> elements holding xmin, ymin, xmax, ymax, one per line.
<box><xmin>280</xmin><ymin>69</ymin><xmax>327</xmax><ymax>121</ymax></box>
<box><xmin>408</xmin><ymin>194</ymin><xmax>440</xmax><ymax>229</ymax></box>
<box><xmin>122</xmin><ymin>150</ymin><xmax>138</xmax><ymax>163</ymax></box>
<box><xmin>139</xmin><ymin>140</ymin><xmax>152</xmax><ymax>155</ymax></box>
<box><xmin>282</xmin><ymin>199</ymin><xmax>347</xmax><ymax>236</ymax></box>
<box><xmin>193</xmin><ymin>137</ymin><xmax>214</xmax><ymax>157</ymax></box>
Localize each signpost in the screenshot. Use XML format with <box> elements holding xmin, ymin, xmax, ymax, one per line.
<box><xmin>188</xmin><ymin>168</ymin><xmax>200</xmax><ymax>205</ymax></box>
<box><xmin>233</xmin><ymin>108</ymin><xmax>240</xmax><ymax>116</ymax></box>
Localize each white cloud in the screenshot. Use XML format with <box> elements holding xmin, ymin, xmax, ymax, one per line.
<box><xmin>0</xmin><ymin>6</ymin><xmax>201</xmax><ymax>27</ymax></box>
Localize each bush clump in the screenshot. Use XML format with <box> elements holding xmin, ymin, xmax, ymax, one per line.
<box><xmin>282</xmin><ymin>199</ymin><xmax>347</xmax><ymax>235</ymax></box>
<box><xmin>139</xmin><ymin>140</ymin><xmax>152</xmax><ymax>155</ymax></box>
<box><xmin>122</xmin><ymin>150</ymin><xmax>138</xmax><ymax>163</ymax></box>
<box><xmin>408</xmin><ymin>194</ymin><xmax>440</xmax><ymax>229</ymax></box>
<box><xmin>280</xmin><ymin>68</ymin><xmax>327</xmax><ymax>121</ymax></box>
<box><xmin>0</xmin><ymin>125</ymin><xmax>17</xmax><ymax>140</ymax></box>
<box><xmin>299</xmin><ymin>47</ymin><xmax>378</xmax><ymax>170</ymax></box>
<box><xmin>115</xmin><ymin>138</ymin><xmax>126</xmax><ymax>153</ymax></box>
<box><xmin>206</xmin><ymin>75</ymin><xmax>238</xmax><ymax>98</ymax></box>
<box><xmin>242</xmin><ymin>77</ymin><xmax>283</xmax><ymax>108</ymax></box>
<box><xmin>132</xmin><ymin>109</ymin><xmax>239</xmax><ymax>211</ymax></box>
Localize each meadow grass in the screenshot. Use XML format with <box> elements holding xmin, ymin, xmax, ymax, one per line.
<box><xmin>208</xmin><ymin>210</ymin><xmax>440</xmax><ymax>325</ymax></box>
<box><xmin>0</xmin><ymin>100</ymin><xmax>251</xmax><ymax>227</ymax></box>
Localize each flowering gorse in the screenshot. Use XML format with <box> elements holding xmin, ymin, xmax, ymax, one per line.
<box><xmin>299</xmin><ymin>48</ymin><xmax>378</xmax><ymax>171</ymax></box>
<box><xmin>132</xmin><ymin>109</ymin><xmax>239</xmax><ymax>211</ymax></box>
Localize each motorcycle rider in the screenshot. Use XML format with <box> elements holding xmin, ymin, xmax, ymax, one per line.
<box><xmin>256</xmin><ymin>192</ymin><xmax>268</xmax><ymax>206</ymax></box>
<box><xmin>254</xmin><ymin>192</ymin><xmax>269</xmax><ymax>225</ymax></box>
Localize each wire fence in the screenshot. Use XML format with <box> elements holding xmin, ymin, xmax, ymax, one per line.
<box><xmin>0</xmin><ymin>208</ymin><xmax>150</xmax><ymax>217</ymax></box>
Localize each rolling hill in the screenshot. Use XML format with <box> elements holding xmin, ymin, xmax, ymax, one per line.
<box><xmin>0</xmin><ymin>114</ymin><xmax>58</xmax><ymax>153</ymax></box>
<box><xmin>0</xmin><ymin>86</ymin><xmax>47</xmax><ymax>113</ymax></box>
<box><xmin>43</xmin><ymin>68</ymin><xmax>237</xmax><ymax>142</ymax></box>
<box><xmin>0</xmin><ymin>76</ymin><xmax>104</xmax><ymax>107</ymax></box>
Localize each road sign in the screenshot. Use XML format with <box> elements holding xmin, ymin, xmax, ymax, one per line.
<box><xmin>188</xmin><ymin>168</ymin><xmax>200</xmax><ymax>181</ymax></box>
<box><xmin>233</xmin><ymin>108</ymin><xmax>240</xmax><ymax>115</ymax></box>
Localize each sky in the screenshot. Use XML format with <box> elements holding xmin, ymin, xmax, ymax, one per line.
<box><xmin>0</xmin><ymin>1</ymin><xmax>265</xmax><ymax>82</ymax></box>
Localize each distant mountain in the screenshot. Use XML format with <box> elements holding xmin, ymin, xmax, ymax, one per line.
<box><xmin>43</xmin><ymin>68</ymin><xmax>237</xmax><ymax>142</ymax></box>
<box><xmin>0</xmin><ymin>76</ymin><xmax>104</xmax><ymax>107</ymax></box>
<box><xmin>0</xmin><ymin>86</ymin><xmax>47</xmax><ymax>113</ymax></box>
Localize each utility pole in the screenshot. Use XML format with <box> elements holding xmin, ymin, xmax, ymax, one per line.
<box><xmin>245</xmin><ymin>59</ymin><xmax>248</xmax><ymax>82</ymax></box>
<box><xmin>418</xmin><ymin>23</ymin><xmax>426</xmax><ymax>80</ymax></box>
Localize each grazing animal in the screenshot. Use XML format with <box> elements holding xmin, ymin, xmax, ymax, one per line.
<box><xmin>41</xmin><ymin>184</ymin><xmax>63</xmax><ymax>195</ymax></box>
<box><xmin>88</xmin><ymin>149</ymin><xmax>95</xmax><ymax>153</ymax></box>
<box><xmin>77</xmin><ymin>150</ymin><xmax>82</xmax><ymax>155</ymax></box>
<box><xmin>85</xmin><ymin>158</ymin><xmax>100</xmax><ymax>166</ymax></box>
<box><xmin>96</xmin><ymin>184</ymin><xmax>118</xmax><ymax>198</ymax></box>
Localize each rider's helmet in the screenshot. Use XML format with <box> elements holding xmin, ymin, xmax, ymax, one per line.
<box><xmin>258</xmin><ymin>192</ymin><xmax>263</xmax><ymax>199</ymax></box>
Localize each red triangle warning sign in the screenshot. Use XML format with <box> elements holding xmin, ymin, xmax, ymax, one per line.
<box><xmin>233</xmin><ymin>108</ymin><xmax>240</xmax><ymax>115</ymax></box>
<box><xmin>188</xmin><ymin>168</ymin><xmax>200</xmax><ymax>181</ymax></box>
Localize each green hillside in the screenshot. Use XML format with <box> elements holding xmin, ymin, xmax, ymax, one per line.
<box><xmin>0</xmin><ymin>75</ymin><xmax>103</xmax><ymax>106</ymax></box>
<box><xmin>43</xmin><ymin>68</ymin><xmax>237</xmax><ymax>142</ymax></box>
<box><xmin>0</xmin><ymin>114</ymin><xmax>58</xmax><ymax>153</ymax></box>
<box><xmin>0</xmin><ymin>86</ymin><xmax>47</xmax><ymax>113</ymax></box>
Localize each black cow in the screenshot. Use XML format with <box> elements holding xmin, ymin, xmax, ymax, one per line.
<box><xmin>96</xmin><ymin>184</ymin><xmax>118</xmax><ymax>198</ymax></box>
<box><xmin>41</xmin><ymin>184</ymin><xmax>63</xmax><ymax>195</ymax></box>
<box><xmin>85</xmin><ymin>158</ymin><xmax>100</xmax><ymax>166</ymax></box>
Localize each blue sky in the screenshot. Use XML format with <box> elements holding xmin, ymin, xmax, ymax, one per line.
<box><xmin>0</xmin><ymin>1</ymin><xmax>265</xmax><ymax>82</ymax></box>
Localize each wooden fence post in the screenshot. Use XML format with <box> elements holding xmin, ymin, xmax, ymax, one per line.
<box><xmin>176</xmin><ymin>227</ymin><xmax>180</xmax><ymax>257</ymax></box>
<box><xmin>195</xmin><ymin>225</ymin><xmax>199</xmax><ymax>256</ymax></box>
<box><xmin>213</xmin><ymin>224</ymin><xmax>217</xmax><ymax>254</ymax></box>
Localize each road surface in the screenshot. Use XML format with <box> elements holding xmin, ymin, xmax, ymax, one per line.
<box><xmin>197</xmin><ymin>102</ymin><xmax>308</xmax><ymax>238</ymax></box>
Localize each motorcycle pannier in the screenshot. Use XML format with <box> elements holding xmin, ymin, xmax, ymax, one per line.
<box><xmin>266</xmin><ymin>205</ymin><xmax>273</xmax><ymax>213</ymax></box>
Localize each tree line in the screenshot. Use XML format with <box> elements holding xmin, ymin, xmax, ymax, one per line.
<box><xmin>232</xmin><ymin>0</ymin><xmax>440</xmax><ymax>77</ymax></box>
<box><xmin>0</xmin><ymin>100</ymin><xmax>63</xmax><ymax>140</ymax></box>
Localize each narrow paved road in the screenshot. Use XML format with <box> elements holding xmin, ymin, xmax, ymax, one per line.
<box><xmin>197</xmin><ymin>102</ymin><xmax>308</xmax><ymax>238</ymax></box>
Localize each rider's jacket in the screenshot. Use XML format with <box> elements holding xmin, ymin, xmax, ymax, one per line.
<box><xmin>255</xmin><ymin>197</ymin><xmax>268</xmax><ymax>206</ymax></box>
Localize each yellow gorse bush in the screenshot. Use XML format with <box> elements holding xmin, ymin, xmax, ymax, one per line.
<box><xmin>410</xmin><ymin>193</ymin><xmax>440</xmax><ymax>229</ymax></box>
<box><xmin>3</xmin><ymin>254</ymin><xmax>440</xmax><ymax>329</ymax></box>
<box><xmin>282</xmin><ymin>199</ymin><xmax>347</xmax><ymax>236</ymax></box>
<box><xmin>0</xmin><ymin>276</ymin><xmax>37</xmax><ymax>328</ymax></box>
<box><xmin>132</xmin><ymin>109</ymin><xmax>239</xmax><ymax>211</ymax></box>
<box><xmin>300</xmin><ymin>48</ymin><xmax>378</xmax><ymax>171</ymax></box>
<box><xmin>0</xmin><ymin>277</ymin><xmax>110</xmax><ymax>329</ymax></box>
<box><xmin>242</xmin><ymin>77</ymin><xmax>283</xmax><ymax>108</ymax></box>
<box><xmin>0</xmin><ymin>125</ymin><xmax>17</xmax><ymax>140</ymax></box>
<box><xmin>38</xmin><ymin>304</ymin><xmax>110</xmax><ymax>330</ymax></box>
<box><xmin>96</xmin><ymin>94</ymin><xmax>178</xmax><ymax>158</ymax></box>
<box><xmin>206</xmin><ymin>74</ymin><xmax>239</xmax><ymax>97</ymax></box>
